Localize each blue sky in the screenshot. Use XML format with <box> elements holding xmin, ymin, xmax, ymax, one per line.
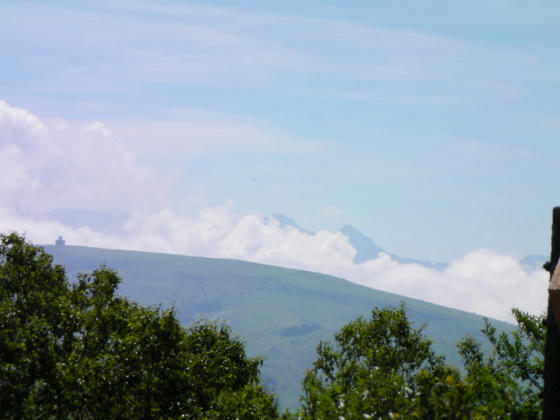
<box><xmin>1</xmin><ymin>0</ymin><xmax>559</xmax><ymax>265</ymax></box>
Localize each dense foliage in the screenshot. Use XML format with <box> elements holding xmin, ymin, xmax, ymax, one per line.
<box><xmin>300</xmin><ymin>305</ymin><xmax>544</xmax><ymax>419</ymax></box>
<box><xmin>0</xmin><ymin>233</ymin><xmax>278</xmax><ymax>419</ymax></box>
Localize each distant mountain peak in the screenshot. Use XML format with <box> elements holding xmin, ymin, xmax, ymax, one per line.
<box><xmin>271</xmin><ymin>214</ymin><xmax>315</xmax><ymax>235</ymax></box>
<box><xmin>339</xmin><ymin>224</ymin><xmax>359</xmax><ymax>232</ymax></box>
<box><xmin>270</xmin><ymin>215</ymin><xmax>446</xmax><ymax>269</ymax></box>
<box><xmin>338</xmin><ymin>225</ymin><xmax>384</xmax><ymax>264</ymax></box>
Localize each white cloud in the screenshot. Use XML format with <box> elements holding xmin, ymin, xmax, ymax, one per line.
<box><xmin>0</xmin><ymin>100</ymin><xmax>158</xmax><ymax>213</ymax></box>
<box><xmin>84</xmin><ymin>121</ymin><xmax>113</xmax><ymax>137</ymax></box>
<box><xmin>349</xmin><ymin>250</ymin><xmax>547</xmax><ymax>323</ymax></box>
<box><xmin>0</xmin><ymin>100</ymin><xmax>45</xmax><ymax>142</ymax></box>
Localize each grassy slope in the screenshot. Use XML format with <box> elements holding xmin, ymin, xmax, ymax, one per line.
<box><xmin>44</xmin><ymin>245</ymin><xmax>513</xmax><ymax>411</ymax></box>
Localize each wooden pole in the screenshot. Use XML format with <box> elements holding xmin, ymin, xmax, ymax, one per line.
<box><xmin>544</xmin><ymin>207</ymin><xmax>560</xmax><ymax>419</ymax></box>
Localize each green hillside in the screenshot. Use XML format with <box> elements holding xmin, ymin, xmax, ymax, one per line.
<box><xmin>44</xmin><ymin>244</ymin><xmax>513</xmax><ymax>410</ymax></box>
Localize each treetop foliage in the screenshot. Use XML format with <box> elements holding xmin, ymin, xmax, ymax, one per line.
<box><xmin>0</xmin><ymin>233</ymin><xmax>278</xmax><ymax>419</ymax></box>
<box><xmin>301</xmin><ymin>304</ymin><xmax>544</xmax><ymax>419</ymax></box>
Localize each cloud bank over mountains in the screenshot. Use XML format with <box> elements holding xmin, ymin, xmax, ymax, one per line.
<box><xmin>0</xmin><ymin>100</ymin><xmax>548</xmax><ymax>323</ymax></box>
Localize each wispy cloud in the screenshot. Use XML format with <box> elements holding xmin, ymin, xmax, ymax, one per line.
<box><xmin>111</xmin><ymin>108</ymin><xmax>320</xmax><ymax>159</ymax></box>
<box><xmin>3</xmin><ymin>0</ymin><xmax>553</xmax><ymax>109</ymax></box>
<box><xmin>0</xmin><ymin>1</ymin><xmax>314</xmax><ymax>95</ymax></box>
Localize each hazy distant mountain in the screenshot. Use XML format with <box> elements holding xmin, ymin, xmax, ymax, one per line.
<box><xmin>271</xmin><ymin>213</ymin><xmax>315</xmax><ymax>235</ymax></box>
<box><xmin>337</xmin><ymin>223</ymin><xmax>548</xmax><ymax>272</ymax></box>
<box><xmin>388</xmin><ymin>253</ymin><xmax>448</xmax><ymax>270</ymax></box>
<box><xmin>273</xmin><ymin>214</ymin><xmax>447</xmax><ymax>269</ymax></box>
<box><xmin>338</xmin><ymin>224</ymin><xmax>384</xmax><ymax>263</ymax></box>
<box><xmin>44</xmin><ymin>244</ymin><xmax>512</xmax><ymax>411</ymax></box>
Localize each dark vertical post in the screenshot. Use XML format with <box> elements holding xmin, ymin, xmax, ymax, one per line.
<box><xmin>544</xmin><ymin>207</ymin><xmax>560</xmax><ymax>419</ymax></box>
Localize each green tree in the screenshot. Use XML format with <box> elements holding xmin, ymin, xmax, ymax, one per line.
<box><xmin>0</xmin><ymin>233</ymin><xmax>279</xmax><ymax>419</ymax></box>
<box><xmin>451</xmin><ymin>309</ymin><xmax>543</xmax><ymax>419</ymax></box>
<box><xmin>300</xmin><ymin>303</ymin><xmax>446</xmax><ymax>419</ymax></box>
<box><xmin>300</xmin><ymin>304</ymin><xmax>544</xmax><ymax>419</ymax></box>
